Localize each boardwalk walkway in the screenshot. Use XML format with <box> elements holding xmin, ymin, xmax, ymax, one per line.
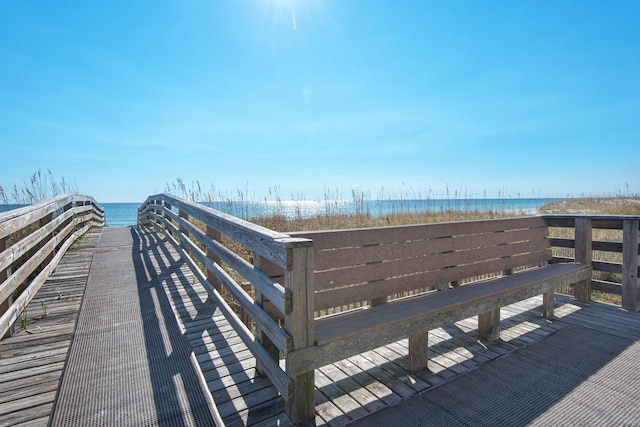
<box><xmin>1</xmin><ymin>225</ymin><xmax>640</xmax><ymax>426</ymax></box>
<box><xmin>50</xmin><ymin>227</ymin><xmax>220</xmax><ymax>426</ymax></box>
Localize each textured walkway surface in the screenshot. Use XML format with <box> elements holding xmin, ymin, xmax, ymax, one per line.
<box><xmin>49</xmin><ymin>227</ymin><xmax>220</xmax><ymax>427</ymax></box>
<box><xmin>348</xmin><ymin>324</ymin><xmax>640</xmax><ymax>426</ymax></box>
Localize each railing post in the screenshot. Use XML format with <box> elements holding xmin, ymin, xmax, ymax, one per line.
<box><xmin>163</xmin><ymin>202</ymin><xmax>172</xmax><ymax>233</ymax></box>
<box><xmin>253</xmin><ymin>255</ymin><xmax>281</xmax><ymax>377</ymax></box>
<box><xmin>283</xmin><ymin>239</ymin><xmax>315</xmax><ymax>424</ymax></box>
<box><xmin>1</xmin><ymin>236</ymin><xmax>13</xmax><ymax>339</ymax></box>
<box><xmin>622</xmin><ymin>219</ymin><xmax>639</xmax><ymax>312</ymax></box>
<box><xmin>574</xmin><ymin>218</ymin><xmax>593</xmax><ymax>302</ymax></box>
<box><xmin>206</xmin><ymin>226</ymin><xmax>222</xmax><ymax>293</ymax></box>
<box><xmin>40</xmin><ymin>212</ymin><xmax>54</xmax><ymax>266</ymax></box>
<box><xmin>62</xmin><ymin>202</ymin><xmax>73</xmax><ymax>229</ymax></box>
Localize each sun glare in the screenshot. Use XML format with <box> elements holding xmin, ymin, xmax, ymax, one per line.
<box><xmin>261</xmin><ymin>0</ymin><xmax>328</xmax><ymax>33</ymax></box>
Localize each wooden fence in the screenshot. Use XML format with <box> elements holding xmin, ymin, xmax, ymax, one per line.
<box><xmin>138</xmin><ymin>194</ymin><xmax>316</xmax><ymax>423</ymax></box>
<box><xmin>543</xmin><ymin>214</ymin><xmax>640</xmax><ymax>311</ymax></box>
<box><xmin>0</xmin><ymin>194</ymin><xmax>105</xmax><ymax>338</ymax></box>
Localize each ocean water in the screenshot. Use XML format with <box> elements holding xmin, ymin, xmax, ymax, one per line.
<box><xmin>102</xmin><ymin>198</ymin><xmax>560</xmax><ymax>227</ymax></box>
<box><xmin>102</xmin><ymin>203</ymin><xmax>141</xmax><ymax>226</ymax></box>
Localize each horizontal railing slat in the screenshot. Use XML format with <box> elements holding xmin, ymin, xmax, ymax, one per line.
<box><xmin>143</xmin><ymin>194</ymin><xmax>289</xmax><ymax>269</ymax></box>
<box><xmin>154</xmin><ymin>214</ymin><xmax>293</xmax><ymax>354</ymax></box>
<box><xmin>0</xmin><ymin>194</ymin><xmax>103</xmax><ymax>240</ymax></box>
<box><xmin>160</xmin><ymin>227</ymin><xmax>293</xmax><ymax>400</ymax></box>
<box><xmin>159</xmin><ymin>207</ymin><xmax>290</xmax><ymax>315</ymax></box>
<box><xmin>293</xmin><ymin>216</ymin><xmax>547</xmax><ymax>251</ymax></box>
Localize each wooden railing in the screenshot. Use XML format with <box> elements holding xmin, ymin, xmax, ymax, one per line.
<box><xmin>137</xmin><ymin>203</ymin><xmax>640</xmax><ymax>424</ymax></box>
<box><xmin>0</xmin><ymin>194</ymin><xmax>105</xmax><ymax>338</ymax></box>
<box><xmin>543</xmin><ymin>214</ymin><xmax>640</xmax><ymax>311</ymax></box>
<box><xmin>138</xmin><ymin>194</ymin><xmax>315</xmax><ymax>423</ymax></box>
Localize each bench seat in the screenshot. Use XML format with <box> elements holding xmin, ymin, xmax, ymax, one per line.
<box><xmin>288</xmin><ymin>262</ymin><xmax>591</xmax><ymax>377</ymax></box>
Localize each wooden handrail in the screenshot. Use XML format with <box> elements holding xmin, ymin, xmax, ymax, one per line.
<box><xmin>0</xmin><ymin>194</ymin><xmax>105</xmax><ymax>338</ymax></box>
<box><xmin>137</xmin><ymin>193</ymin><xmax>314</xmax><ymax>412</ymax></box>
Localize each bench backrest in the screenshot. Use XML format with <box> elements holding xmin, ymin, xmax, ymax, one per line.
<box><xmin>291</xmin><ymin>216</ymin><xmax>551</xmax><ymax>314</ymax></box>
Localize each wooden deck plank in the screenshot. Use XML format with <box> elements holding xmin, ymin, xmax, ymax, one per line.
<box><xmin>0</xmin><ymin>229</ymin><xmax>100</xmax><ymax>427</ymax></box>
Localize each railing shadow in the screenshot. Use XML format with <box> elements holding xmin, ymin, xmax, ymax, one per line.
<box><xmin>130</xmin><ymin>227</ymin><xmax>220</xmax><ymax>426</ymax></box>
<box><xmin>316</xmin><ymin>296</ymin><xmax>640</xmax><ymax>425</ymax></box>
<box><xmin>135</xmin><ymin>227</ymin><xmax>282</xmax><ymax>426</ymax></box>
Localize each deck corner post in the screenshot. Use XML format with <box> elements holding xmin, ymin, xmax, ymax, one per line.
<box><xmin>283</xmin><ymin>240</ymin><xmax>315</xmax><ymax>424</ymax></box>
<box><xmin>622</xmin><ymin>219</ymin><xmax>639</xmax><ymax>312</ymax></box>
<box><xmin>574</xmin><ymin>217</ymin><xmax>593</xmax><ymax>303</ymax></box>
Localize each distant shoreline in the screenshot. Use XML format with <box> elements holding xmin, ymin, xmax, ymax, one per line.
<box><xmin>100</xmin><ymin>198</ymin><xmax>561</xmax><ymax>227</ymax></box>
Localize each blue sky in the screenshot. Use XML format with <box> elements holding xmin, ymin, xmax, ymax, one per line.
<box><xmin>1</xmin><ymin>1</ymin><xmax>639</xmax><ymax>203</ymax></box>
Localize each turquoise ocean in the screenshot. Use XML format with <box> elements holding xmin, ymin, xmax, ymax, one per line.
<box><xmin>102</xmin><ymin>198</ymin><xmax>560</xmax><ymax>227</ymax></box>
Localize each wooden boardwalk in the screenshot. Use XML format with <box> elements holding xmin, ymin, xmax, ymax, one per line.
<box><xmin>1</xmin><ymin>226</ymin><xmax>640</xmax><ymax>426</ymax></box>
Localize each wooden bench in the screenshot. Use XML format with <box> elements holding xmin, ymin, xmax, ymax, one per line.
<box><xmin>285</xmin><ymin>216</ymin><xmax>592</xmax><ymax>378</ymax></box>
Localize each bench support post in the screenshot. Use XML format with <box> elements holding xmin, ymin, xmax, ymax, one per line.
<box><xmin>408</xmin><ymin>333</ymin><xmax>429</xmax><ymax>373</ymax></box>
<box><xmin>478</xmin><ymin>308</ymin><xmax>501</xmax><ymax>341</ymax></box>
<box><xmin>283</xmin><ymin>241</ymin><xmax>315</xmax><ymax>424</ymax></box>
<box><xmin>574</xmin><ymin>218</ymin><xmax>592</xmax><ymax>303</ymax></box>
<box><xmin>622</xmin><ymin>219</ymin><xmax>639</xmax><ymax>312</ymax></box>
<box><xmin>542</xmin><ymin>291</ymin><xmax>555</xmax><ymax>318</ymax></box>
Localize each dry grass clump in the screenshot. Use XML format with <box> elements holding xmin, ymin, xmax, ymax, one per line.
<box><xmin>0</xmin><ymin>169</ymin><xmax>78</xmax><ymax>211</ymax></box>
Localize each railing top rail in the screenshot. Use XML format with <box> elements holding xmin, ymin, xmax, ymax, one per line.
<box><xmin>141</xmin><ymin>194</ymin><xmax>311</xmax><ymax>268</ymax></box>
<box><xmin>142</xmin><ymin>193</ymin><xmax>290</xmax><ymax>239</ymax></box>
<box><xmin>541</xmin><ymin>214</ymin><xmax>640</xmax><ymax>221</ymax></box>
<box><xmin>0</xmin><ymin>194</ymin><xmax>102</xmax><ymax>239</ymax></box>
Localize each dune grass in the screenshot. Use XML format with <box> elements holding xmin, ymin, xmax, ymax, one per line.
<box><xmin>0</xmin><ymin>169</ymin><xmax>79</xmax><ymax>211</ymax></box>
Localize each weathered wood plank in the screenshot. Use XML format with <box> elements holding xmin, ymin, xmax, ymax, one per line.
<box><xmin>142</xmin><ymin>194</ymin><xmax>292</xmax><ymax>268</ymax></box>
<box><xmin>311</xmin><ymin>225</ymin><xmax>549</xmax><ymax>271</ymax></box>
<box><xmin>292</xmin><ymin>216</ymin><xmax>547</xmax><ymax>251</ymax></box>
<box><xmin>314</xmin><ymin>239</ymin><xmax>550</xmax><ymax>293</ymax></box>
<box><xmin>290</xmin><ymin>265</ymin><xmax>591</xmax><ymax>375</ymax></box>
<box><xmin>314</xmin><ymin>250</ymin><xmax>554</xmax><ymax>311</ymax></box>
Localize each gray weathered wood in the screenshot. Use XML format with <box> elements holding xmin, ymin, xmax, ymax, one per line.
<box><xmin>158</xmin><ymin>216</ymin><xmax>293</xmax><ymax>354</ymax></box>
<box><xmin>574</xmin><ymin>218</ymin><xmax>593</xmax><ymax>302</ymax></box>
<box><xmin>158</xmin><ymin>208</ymin><xmax>290</xmax><ymax>315</ymax></box>
<box><xmin>141</xmin><ymin>194</ymin><xmax>290</xmax><ymax>268</ymax></box>
<box><xmin>286</xmin><ymin>263</ymin><xmax>591</xmax><ymax>377</ymax></box>
<box><xmin>161</xmin><ymin>229</ymin><xmax>294</xmax><ymax>400</ymax></box>
<box><xmin>0</xmin><ymin>194</ymin><xmax>103</xmax><ymax>240</ymax></box>
<box><xmin>292</xmin><ymin>216</ymin><xmax>547</xmax><ymax>251</ymax></box>
<box><xmin>408</xmin><ymin>332</ymin><xmax>429</xmax><ymax>373</ymax></box>
<box><xmin>0</xmin><ymin>224</ymin><xmax>91</xmax><ymax>338</ymax></box>
<box><xmin>622</xmin><ymin>219</ymin><xmax>639</xmax><ymax>311</ymax></box>
<box><xmin>478</xmin><ymin>308</ymin><xmax>501</xmax><ymax>341</ymax></box>
<box><xmin>283</xmin><ymin>243</ymin><xmax>315</xmax><ymax>423</ymax></box>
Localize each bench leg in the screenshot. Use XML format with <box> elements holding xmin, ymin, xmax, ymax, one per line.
<box><xmin>478</xmin><ymin>308</ymin><xmax>501</xmax><ymax>341</ymax></box>
<box><xmin>408</xmin><ymin>332</ymin><xmax>429</xmax><ymax>373</ymax></box>
<box><xmin>542</xmin><ymin>290</ymin><xmax>555</xmax><ymax>318</ymax></box>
